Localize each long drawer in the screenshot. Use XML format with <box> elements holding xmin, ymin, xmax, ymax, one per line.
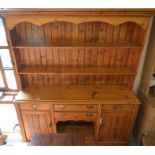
<box><xmin>102</xmin><ymin>104</ymin><xmax>133</xmax><ymax>112</ymax></box>
<box><xmin>54</xmin><ymin>104</ymin><xmax>98</xmax><ymax>112</ymax></box>
<box><xmin>19</xmin><ymin>103</ymin><xmax>50</xmax><ymax>111</ymax></box>
<box><xmin>54</xmin><ymin>112</ymin><xmax>98</xmax><ymax>120</ymax></box>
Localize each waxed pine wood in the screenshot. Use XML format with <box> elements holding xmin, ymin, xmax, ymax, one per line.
<box><xmin>15</xmin><ymin>85</ymin><xmax>140</xmax><ymax>102</ymax></box>
<box><xmin>1</xmin><ymin>9</ymin><xmax>151</xmax><ymax>145</ymax></box>
<box><xmin>11</xmin><ymin>22</ymin><xmax>144</xmax><ymax>46</ymax></box>
<box><xmin>10</xmin><ymin>21</ymin><xmax>146</xmax><ymax>89</ymax></box>
<box><xmin>21</xmin><ymin>110</ymin><xmax>53</xmax><ymax>141</ymax></box>
<box><xmin>99</xmin><ymin>104</ymin><xmax>134</xmax><ymax>144</ymax></box>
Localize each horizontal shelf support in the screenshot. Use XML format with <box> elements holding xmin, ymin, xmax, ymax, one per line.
<box><xmin>18</xmin><ymin>67</ymin><xmax>136</xmax><ymax>75</ymax></box>
<box><xmin>12</xmin><ymin>43</ymin><xmax>142</xmax><ymax>49</ymax></box>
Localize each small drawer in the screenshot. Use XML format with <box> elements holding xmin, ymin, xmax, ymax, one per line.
<box><xmin>102</xmin><ymin>105</ymin><xmax>133</xmax><ymax>112</ymax></box>
<box><xmin>54</xmin><ymin>112</ymin><xmax>98</xmax><ymax>120</ymax></box>
<box><xmin>19</xmin><ymin>103</ymin><xmax>50</xmax><ymax>111</ymax></box>
<box><xmin>54</xmin><ymin>104</ymin><xmax>98</xmax><ymax>112</ymax></box>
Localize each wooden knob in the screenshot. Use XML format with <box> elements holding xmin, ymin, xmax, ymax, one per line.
<box><xmin>59</xmin><ymin>105</ymin><xmax>65</xmax><ymax>109</ymax></box>
<box><xmin>113</xmin><ymin>105</ymin><xmax>123</xmax><ymax>111</ymax></box>
<box><xmin>86</xmin><ymin>105</ymin><xmax>94</xmax><ymax>109</ymax></box>
<box><xmin>31</xmin><ymin>104</ymin><xmax>37</xmax><ymax>109</ymax></box>
<box><xmin>86</xmin><ymin>113</ymin><xmax>93</xmax><ymax>117</ymax></box>
<box><xmin>60</xmin><ymin>112</ymin><xmax>65</xmax><ymax>117</ymax></box>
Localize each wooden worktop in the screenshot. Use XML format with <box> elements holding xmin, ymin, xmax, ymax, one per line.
<box><xmin>15</xmin><ymin>85</ymin><xmax>140</xmax><ymax>103</ymax></box>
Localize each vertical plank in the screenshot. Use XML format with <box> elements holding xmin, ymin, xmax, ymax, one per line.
<box><xmin>105</xmin><ymin>24</ymin><xmax>114</xmax><ymax>44</ymax></box>
<box><xmin>19</xmin><ymin>23</ymin><xmax>27</xmax><ymax>44</ymax></box>
<box><xmin>125</xmin><ymin>22</ymin><xmax>135</xmax><ymax>44</ymax></box>
<box><xmin>84</xmin><ymin>48</ymin><xmax>91</xmax><ymax>67</ymax></box>
<box><xmin>78</xmin><ymin>48</ymin><xmax>84</xmax><ymax>67</ymax></box>
<box><xmin>65</xmin><ymin>22</ymin><xmax>73</xmax><ymax>43</ymax></box>
<box><xmin>99</xmin><ymin>23</ymin><xmax>107</xmax><ymax>43</ymax></box>
<box><xmin>96</xmin><ymin>49</ymin><xmax>104</xmax><ymax>67</ymax></box>
<box><xmin>103</xmin><ymin>49</ymin><xmax>111</xmax><ymax>67</ymax></box>
<box><xmin>53</xmin><ymin>48</ymin><xmax>60</xmax><ymax>67</ymax></box>
<box><xmin>118</xmin><ymin>23</ymin><xmax>127</xmax><ymax>44</ymax></box>
<box><xmin>26</xmin><ymin>23</ymin><xmax>34</xmax><ymax>45</ymax></box>
<box><xmin>71</xmin><ymin>24</ymin><xmax>77</xmax><ymax>45</ymax></box>
<box><xmin>113</xmin><ymin>25</ymin><xmax>120</xmax><ymax>44</ymax></box>
<box><xmin>40</xmin><ymin>48</ymin><xmax>47</xmax><ymax>67</ymax></box>
<box><xmin>90</xmin><ymin>48</ymin><xmax>97</xmax><ymax>67</ymax></box>
<box><xmin>65</xmin><ymin>48</ymin><xmax>72</xmax><ymax>67</ymax></box>
<box><xmin>59</xmin><ymin>48</ymin><xmax>66</xmax><ymax>67</ymax></box>
<box><xmin>115</xmin><ymin>49</ymin><xmax>122</xmax><ymax>67</ymax></box>
<box><xmin>38</xmin><ymin>26</ymin><xmax>45</xmax><ymax>44</ymax></box>
<box><xmin>29</xmin><ymin>48</ymin><xmax>36</xmax><ymax>66</ymax></box>
<box><xmin>78</xmin><ymin>23</ymin><xmax>86</xmax><ymax>43</ymax></box>
<box><xmin>72</xmin><ymin>48</ymin><xmax>79</xmax><ymax>67</ymax></box>
<box><xmin>110</xmin><ymin>49</ymin><xmax>117</xmax><ymax>67</ymax></box>
<box><xmin>14</xmin><ymin>23</ymin><xmax>21</xmax><ymax>44</ymax></box>
<box><xmin>85</xmin><ymin>22</ymin><xmax>92</xmax><ymax>43</ymax></box>
<box><xmin>43</xmin><ymin>23</ymin><xmax>52</xmax><ymax>45</ymax></box>
<box><xmin>92</xmin><ymin>22</ymin><xmax>100</xmax><ymax>43</ymax></box>
<box><xmin>52</xmin><ymin>22</ymin><xmax>58</xmax><ymax>44</ymax></box>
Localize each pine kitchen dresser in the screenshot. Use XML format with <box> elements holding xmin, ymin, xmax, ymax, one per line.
<box><xmin>0</xmin><ymin>9</ymin><xmax>155</xmax><ymax>145</ymax></box>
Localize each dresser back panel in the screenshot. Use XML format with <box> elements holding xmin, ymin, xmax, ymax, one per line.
<box><xmin>11</xmin><ymin>21</ymin><xmax>146</xmax><ymax>89</ymax></box>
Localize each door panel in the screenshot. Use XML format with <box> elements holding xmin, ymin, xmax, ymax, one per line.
<box><xmin>99</xmin><ymin>111</ymin><xmax>132</xmax><ymax>142</ymax></box>
<box><xmin>21</xmin><ymin>110</ymin><xmax>53</xmax><ymax>141</ymax></box>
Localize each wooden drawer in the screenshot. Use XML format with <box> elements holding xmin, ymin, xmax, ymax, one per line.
<box><xmin>19</xmin><ymin>103</ymin><xmax>50</xmax><ymax>111</ymax></box>
<box><xmin>54</xmin><ymin>112</ymin><xmax>98</xmax><ymax>120</ymax></box>
<box><xmin>102</xmin><ymin>104</ymin><xmax>133</xmax><ymax>112</ymax></box>
<box><xmin>54</xmin><ymin>104</ymin><xmax>98</xmax><ymax>112</ymax></box>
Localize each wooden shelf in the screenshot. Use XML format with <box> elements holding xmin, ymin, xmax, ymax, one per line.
<box><xmin>15</xmin><ymin>85</ymin><xmax>139</xmax><ymax>102</ymax></box>
<box><xmin>13</xmin><ymin>42</ymin><xmax>142</xmax><ymax>49</ymax></box>
<box><xmin>18</xmin><ymin>67</ymin><xmax>135</xmax><ymax>75</ymax></box>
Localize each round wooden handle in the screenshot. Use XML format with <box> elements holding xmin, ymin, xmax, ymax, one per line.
<box><xmin>60</xmin><ymin>112</ymin><xmax>65</xmax><ymax>116</ymax></box>
<box><xmin>86</xmin><ymin>113</ymin><xmax>93</xmax><ymax>117</ymax></box>
<box><xmin>59</xmin><ymin>105</ymin><xmax>65</xmax><ymax>109</ymax></box>
<box><xmin>31</xmin><ymin>104</ymin><xmax>37</xmax><ymax>109</ymax></box>
<box><xmin>113</xmin><ymin>105</ymin><xmax>123</xmax><ymax>111</ymax></box>
<box><xmin>86</xmin><ymin>105</ymin><xmax>94</xmax><ymax>109</ymax></box>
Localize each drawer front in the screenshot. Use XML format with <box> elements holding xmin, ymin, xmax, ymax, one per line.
<box><xmin>54</xmin><ymin>112</ymin><xmax>98</xmax><ymax>120</ymax></box>
<box><xmin>54</xmin><ymin>104</ymin><xmax>98</xmax><ymax>112</ymax></box>
<box><xmin>19</xmin><ymin>103</ymin><xmax>50</xmax><ymax>111</ymax></box>
<box><xmin>102</xmin><ymin>104</ymin><xmax>133</xmax><ymax>112</ymax></box>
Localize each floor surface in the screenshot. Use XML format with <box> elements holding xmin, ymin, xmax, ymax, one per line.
<box><xmin>1</xmin><ymin>132</ymin><xmax>139</xmax><ymax>146</ymax></box>
<box><xmin>3</xmin><ymin>132</ymin><xmax>27</xmax><ymax>146</ymax></box>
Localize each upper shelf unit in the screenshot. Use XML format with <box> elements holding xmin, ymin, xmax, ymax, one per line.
<box><xmin>10</xmin><ymin>20</ymin><xmax>146</xmax><ymax>89</ymax></box>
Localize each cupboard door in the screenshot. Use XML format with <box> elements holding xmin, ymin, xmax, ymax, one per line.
<box><xmin>21</xmin><ymin>111</ymin><xmax>53</xmax><ymax>141</ymax></box>
<box><xmin>99</xmin><ymin>110</ymin><xmax>133</xmax><ymax>143</ymax></box>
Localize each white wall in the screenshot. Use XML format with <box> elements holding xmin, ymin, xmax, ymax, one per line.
<box><xmin>133</xmin><ymin>17</ymin><xmax>153</xmax><ymax>94</ymax></box>
<box><xmin>0</xmin><ymin>104</ymin><xmax>19</xmax><ymax>132</ymax></box>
